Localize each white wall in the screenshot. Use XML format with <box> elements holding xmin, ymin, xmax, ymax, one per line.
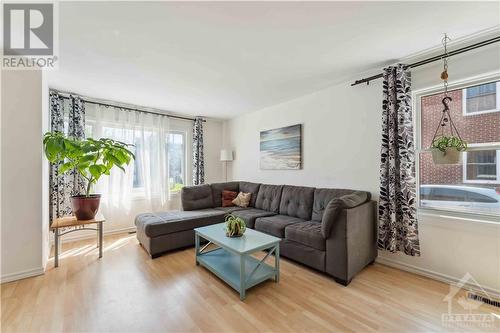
<box><xmin>1</xmin><ymin>70</ymin><xmax>46</xmax><ymax>282</ymax></box>
<box><xmin>226</xmin><ymin>44</ymin><xmax>500</xmax><ymax>294</ymax></box>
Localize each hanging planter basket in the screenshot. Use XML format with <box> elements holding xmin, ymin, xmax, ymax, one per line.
<box><xmin>431</xmin><ymin>147</ymin><xmax>461</xmax><ymax>165</ymax></box>
<box><xmin>428</xmin><ymin>34</ymin><xmax>468</xmax><ymax>166</ymax></box>
<box><xmin>430</xmin><ymin>133</ymin><xmax>467</xmax><ymax>165</ymax></box>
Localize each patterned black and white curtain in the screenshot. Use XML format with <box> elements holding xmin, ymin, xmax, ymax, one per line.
<box><xmin>49</xmin><ymin>91</ymin><xmax>86</xmax><ymax>222</ymax></box>
<box><xmin>192</xmin><ymin>117</ymin><xmax>205</xmax><ymax>185</ymax></box>
<box><xmin>378</xmin><ymin>64</ymin><xmax>420</xmax><ymax>256</ymax></box>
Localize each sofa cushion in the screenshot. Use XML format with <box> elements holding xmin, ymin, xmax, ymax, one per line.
<box><xmin>135</xmin><ymin>209</ymin><xmax>225</xmax><ymax>238</ymax></box>
<box><xmin>231</xmin><ymin>208</ymin><xmax>276</xmax><ymax>229</ymax></box>
<box><xmin>322</xmin><ymin>191</ymin><xmax>371</xmax><ymax>238</ymax></box>
<box><xmin>255</xmin><ymin>184</ymin><xmax>283</xmax><ymax>213</ymax></box>
<box><xmin>222</xmin><ymin>190</ymin><xmax>238</xmax><ymax>207</ymax></box>
<box><xmin>211</xmin><ymin>182</ymin><xmax>240</xmax><ymax>207</ymax></box>
<box><xmin>279</xmin><ymin>185</ymin><xmax>314</xmax><ymax>220</ymax></box>
<box><xmin>254</xmin><ymin>215</ymin><xmax>305</xmax><ymax>238</ymax></box>
<box><xmin>213</xmin><ymin>206</ymin><xmax>246</xmax><ymax>214</ymax></box>
<box><xmin>312</xmin><ymin>188</ymin><xmax>358</xmax><ymax>221</ymax></box>
<box><xmin>280</xmin><ymin>239</ymin><xmax>325</xmax><ymax>272</ymax></box>
<box><xmin>181</xmin><ymin>184</ymin><xmax>214</xmax><ymax>211</ymax></box>
<box><xmin>239</xmin><ymin>181</ymin><xmax>261</xmax><ymax>207</ymax></box>
<box><xmin>285</xmin><ymin>221</ymin><xmax>325</xmax><ymax>251</ymax></box>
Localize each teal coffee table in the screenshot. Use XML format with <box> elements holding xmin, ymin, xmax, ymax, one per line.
<box><xmin>194</xmin><ymin>223</ymin><xmax>281</xmax><ymax>300</ymax></box>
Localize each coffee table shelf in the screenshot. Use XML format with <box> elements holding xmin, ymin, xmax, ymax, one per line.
<box><xmin>197</xmin><ymin>248</ymin><xmax>276</xmax><ymax>291</ymax></box>
<box><xmin>195</xmin><ymin>223</ymin><xmax>281</xmax><ymax>300</ymax></box>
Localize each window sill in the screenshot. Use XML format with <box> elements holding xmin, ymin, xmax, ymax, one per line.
<box><xmin>463</xmin><ymin>180</ymin><xmax>500</xmax><ymax>184</ymax></box>
<box><xmin>463</xmin><ymin>108</ymin><xmax>500</xmax><ymax>117</ymax></box>
<box><xmin>417</xmin><ymin>207</ymin><xmax>500</xmax><ymax>225</ymax></box>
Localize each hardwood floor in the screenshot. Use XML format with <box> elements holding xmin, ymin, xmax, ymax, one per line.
<box><xmin>2</xmin><ymin>233</ymin><xmax>499</xmax><ymax>332</ymax></box>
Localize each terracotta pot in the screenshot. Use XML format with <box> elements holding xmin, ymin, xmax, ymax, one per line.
<box><xmin>431</xmin><ymin>148</ymin><xmax>461</xmax><ymax>165</ymax></box>
<box><xmin>71</xmin><ymin>194</ymin><xmax>101</xmax><ymax>220</ymax></box>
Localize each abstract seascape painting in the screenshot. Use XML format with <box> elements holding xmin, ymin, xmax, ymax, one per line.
<box><xmin>260</xmin><ymin>124</ymin><xmax>302</xmax><ymax>170</ymax></box>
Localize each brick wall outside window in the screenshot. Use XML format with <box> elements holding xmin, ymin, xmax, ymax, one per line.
<box><xmin>420</xmin><ymin>85</ymin><xmax>500</xmax><ymax>189</ymax></box>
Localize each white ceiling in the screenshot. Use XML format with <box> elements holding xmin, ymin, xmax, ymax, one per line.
<box><xmin>46</xmin><ymin>1</ymin><xmax>500</xmax><ymax>119</ymax></box>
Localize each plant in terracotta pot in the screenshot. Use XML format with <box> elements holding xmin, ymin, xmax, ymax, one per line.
<box><xmin>224</xmin><ymin>214</ymin><xmax>246</xmax><ymax>237</ymax></box>
<box><xmin>431</xmin><ymin>135</ymin><xmax>467</xmax><ymax>165</ymax></box>
<box><xmin>43</xmin><ymin>132</ymin><xmax>135</xmax><ymax>220</ymax></box>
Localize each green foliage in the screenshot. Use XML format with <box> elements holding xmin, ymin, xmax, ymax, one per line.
<box><xmin>170</xmin><ymin>183</ymin><xmax>184</xmax><ymax>193</ymax></box>
<box><xmin>225</xmin><ymin>214</ymin><xmax>246</xmax><ymax>237</ymax></box>
<box><xmin>43</xmin><ymin>132</ymin><xmax>135</xmax><ymax>197</ymax></box>
<box><xmin>431</xmin><ymin>135</ymin><xmax>467</xmax><ymax>153</ymax></box>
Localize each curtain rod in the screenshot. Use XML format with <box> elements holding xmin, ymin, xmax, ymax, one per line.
<box><xmin>56</xmin><ymin>93</ymin><xmax>206</xmax><ymax>122</ymax></box>
<box><xmin>351</xmin><ymin>35</ymin><xmax>500</xmax><ymax>86</ymax></box>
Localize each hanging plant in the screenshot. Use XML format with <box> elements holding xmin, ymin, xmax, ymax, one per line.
<box><xmin>430</xmin><ymin>35</ymin><xmax>467</xmax><ymax>165</ymax></box>
<box><xmin>431</xmin><ymin>135</ymin><xmax>467</xmax><ymax>164</ymax></box>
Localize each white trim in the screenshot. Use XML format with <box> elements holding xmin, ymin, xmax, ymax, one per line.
<box><xmin>1</xmin><ymin>266</ymin><xmax>45</xmax><ymax>284</ymax></box>
<box><xmin>412</xmin><ymin>71</ymin><xmax>500</xmax><ymax>97</ymax></box>
<box><xmin>400</xmin><ymin>27</ymin><xmax>500</xmax><ymax>64</ymax></box>
<box><xmin>376</xmin><ymin>256</ymin><xmax>500</xmax><ymax>299</ymax></box>
<box><xmin>462</xmin><ymin>108</ymin><xmax>500</xmax><ymax>117</ymax></box>
<box><xmin>462</xmin><ymin>81</ymin><xmax>500</xmax><ymax>116</ymax></box>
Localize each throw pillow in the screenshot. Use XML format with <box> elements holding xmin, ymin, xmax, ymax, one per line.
<box><xmin>222</xmin><ymin>190</ymin><xmax>238</xmax><ymax>207</ymax></box>
<box><xmin>232</xmin><ymin>192</ymin><xmax>251</xmax><ymax>208</ymax></box>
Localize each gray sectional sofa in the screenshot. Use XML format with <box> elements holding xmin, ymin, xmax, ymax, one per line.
<box><xmin>135</xmin><ymin>181</ymin><xmax>377</xmax><ymax>285</ymax></box>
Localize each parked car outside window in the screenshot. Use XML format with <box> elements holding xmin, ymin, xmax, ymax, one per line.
<box><xmin>420</xmin><ymin>185</ymin><xmax>500</xmax><ymax>216</ymax></box>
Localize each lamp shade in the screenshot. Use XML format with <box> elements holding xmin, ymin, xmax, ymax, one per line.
<box><xmin>220</xmin><ymin>149</ymin><xmax>233</xmax><ymax>161</ymax></box>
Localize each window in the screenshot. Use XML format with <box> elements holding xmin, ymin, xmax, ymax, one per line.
<box><xmin>167</xmin><ymin>132</ymin><xmax>186</xmax><ymax>193</ymax></box>
<box><xmin>84</xmin><ymin>118</ymin><xmax>190</xmax><ymax>197</ymax></box>
<box><xmin>418</xmin><ymin>77</ymin><xmax>500</xmax><ymax>217</ymax></box>
<box><xmin>462</xmin><ymin>81</ymin><xmax>500</xmax><ymax>115</ymax></box>
<box><xmin>133</xmin><ymin>139</ymin><xmax>144</xmax><ymax>188</ymax></box>
<box><xmin>464</xmin><ymin>148</ymin><xmax>500</xmax><ymax>184</ymax></box>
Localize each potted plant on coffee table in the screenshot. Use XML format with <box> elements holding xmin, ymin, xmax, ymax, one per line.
<box><xmin>43</xmin><ymin>132</ymin><xmax>135</xmax><ymax>220</ymax></box>
<box><xmin>225</xmin><ymin>214</ymin><xmax>246</xmax><ymax>237</ymax></box>
<box><xmin>431</xmin><ymin>135</ymin><xmax>467</xmax><ymax>165</ymax></box>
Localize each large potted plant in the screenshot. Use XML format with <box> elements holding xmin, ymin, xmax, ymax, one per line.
<box><xmin>431</xmin><ymin>135</ymin><xmax>467</xmax><ymax>165</ymax></box>
<box><xmin>43</xmin><ymin>132</ymin><xmax>135</xmax><ymax>220</ymax></box>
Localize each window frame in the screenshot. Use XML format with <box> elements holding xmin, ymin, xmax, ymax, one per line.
<box><xmin>462</xmin><ymin>81</ymin><xmax>500</xmax><ymax>116</ymax></box>
<box><xmin>167</xmin><ymin>130</ymin><xmax>187</xmax><ymax>194</ymax></box>
<box><xmin>462</xmin><ymin>143</ymin><xmax>500</xmax><ymax>185</ymax></box>
<box><xmin>414</xmin><ymin>72</ymin><xmax>500</xmax><ymax>222</ymax></box>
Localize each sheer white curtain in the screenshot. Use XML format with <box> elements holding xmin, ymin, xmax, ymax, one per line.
<box><xmin>86</xmin><ymin>103</ymin><xmax>181</xmax><ymax>230</ymax></box>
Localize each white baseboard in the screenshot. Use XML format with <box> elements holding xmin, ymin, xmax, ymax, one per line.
<box><xmin>376</xmin><ymin>256</ymin><xmax>500</xmax><ymax>299</ymax></box>
<box><xmin>50</xmin><ymin>226</ymin><xmax>136</xmax><ymax>244</ymax></box>
<box><xmin>1</xmin><ymin>266</ymin><xmax>45</xmax><ymax>284</ymax></box>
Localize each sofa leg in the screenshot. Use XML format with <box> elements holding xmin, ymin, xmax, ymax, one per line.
<box><xmin>151</xmin><ymin>253</ymin><xmax>161</xmax><ymax>259</ymax></box>
<box><xmin>333</xmin><ymin>277</ymin><xmax>352</xmax><ymax>286</ymax></box>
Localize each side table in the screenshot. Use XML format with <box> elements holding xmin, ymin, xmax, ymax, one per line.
<box><xmin>50</xmin><ymin>213</ymin><xmax>105</xmax><ymax>267</ymax></box>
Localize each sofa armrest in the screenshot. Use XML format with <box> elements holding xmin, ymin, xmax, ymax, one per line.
<box><xmin>321</xmin><ymin>191</ymin><xmax>371</xmax><ymax>238</ymax></box>
<box><xmin>325</xmin><ymin>200</ymin><xmax>377</xmax><ymax>285</ymax></box>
